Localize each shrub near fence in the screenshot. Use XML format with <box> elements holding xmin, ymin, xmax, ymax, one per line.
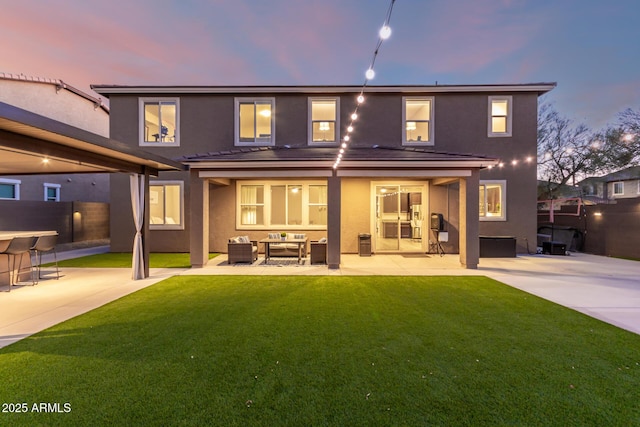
<box><xmin>538</xmin><ymin>198</ymin><xmax>640</xmax><ymax>259</ymax></box>
<box><xmin>0</xmin><ymin>200</ymin><xmax>109</xmax><ymax>244</ymax></box>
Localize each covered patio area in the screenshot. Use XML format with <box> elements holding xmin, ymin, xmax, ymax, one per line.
<box><xmin>0</xmin><ymin>101</ymin><xmax>184</xmax><ymax>280</ymax></box>
<box><xmin>182</xmin><ymin>145</ymin><xmax>499</xmax><ymax>270</ymax></box>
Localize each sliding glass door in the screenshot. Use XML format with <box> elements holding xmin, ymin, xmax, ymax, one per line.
<box><xmin>374</xmin><ymin>183</ymin><xmax>425</xmax><ymax>253</ymax></box>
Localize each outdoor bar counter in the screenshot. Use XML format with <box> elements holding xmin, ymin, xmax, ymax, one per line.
<box><xmin>0</xmin><ymin>230</ymin><xmax>58</xmax><ymax>287</ymax></box>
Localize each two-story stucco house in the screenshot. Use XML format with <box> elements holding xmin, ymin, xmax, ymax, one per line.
<box><xmin>92</xmin><ymin>83</ymin><xmax>555</xmax><ymax>269</ymax></box>
<box><xmin>580</xmin><ymin>166</ymin><xmax>640</xmax><ymax>202</ymax></box>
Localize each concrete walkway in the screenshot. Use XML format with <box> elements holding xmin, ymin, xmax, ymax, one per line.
<box><xmin>1</xmin><ymin>249</ymin><xmax>639</xmax><ymax>349</ymax></box>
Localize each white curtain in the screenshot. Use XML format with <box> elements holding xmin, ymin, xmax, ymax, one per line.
<box><xmin>241</xmin><ymin>185</ymin><xmax>258</xmax><ymax>225</ymax></box>
<box><xmin>130</xmin><ymin>173</ymin><xmax>145</xmax><ymax>280</ymax></box>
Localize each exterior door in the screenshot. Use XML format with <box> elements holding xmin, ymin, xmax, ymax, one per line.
<box><xmin>373</xmin><ymin>183</ymin><xmax>426</xmax><ymax>253</ymax></box>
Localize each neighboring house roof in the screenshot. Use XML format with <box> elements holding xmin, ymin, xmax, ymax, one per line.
<box><xmin>1</xmin><ymin>73</ymin><xmax>108</xmax><ymax>113</ymax></box>
<box><xmin>599</xmin><ymin>166</ymin><xmax>640</xmax><ymax>182</ymax></box>
<box><xmin>92</xmin><ymin>83</ymin><xmax>556</xmax><ymax>96</ymax></box>
<box><xmin>577</xmin><ymin>166</ymin><xmax>640</xmax><ymax>186</ymax></box>
<box><xmin>179</xmin><ymin>145</ymin><xmax>498</xmax><ymax>173</ymax></box>
<box><xmin>1</xmin><ymin>73</ymin><xmax>109</xmax><ymax>137</ymax></box>
<box><xmin>0</xmin><ymin>101</ymin><xmax>184</xmax><ymax>175</ymax></box>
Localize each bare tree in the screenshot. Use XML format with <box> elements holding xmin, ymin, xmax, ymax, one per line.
<box><xmin>593</xmin><ymin>108</ymin><xmax>640</xmax><ymax>172</ymax></box>
<box><xmin>537</xmin><ymin>104</ymin><xmax>640</xmax><ymax>199</ymax></box>
<box><xmin>537</xmin><ymin>102</ymin><xmax>595</xmax><ymax>188</ymax></box>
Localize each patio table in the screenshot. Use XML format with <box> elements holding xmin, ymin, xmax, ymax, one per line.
<box><xmin>260</xmin><ymin>238</ymin><xmax>308</xmax><ymax>264</ymax></box>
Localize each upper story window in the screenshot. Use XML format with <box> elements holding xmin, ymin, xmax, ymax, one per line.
<box><xmin>309</xmin><ymin>98</ymin><xmax>339</xmax><ymax>145</ymax></box>
<box><xmin>235</xmin><ymin>98</ymin><xmax>275</xmax><ymax>146</ymax></box>
<box><xmin>488</xmin><ymin>96</ymin><xmax>512</xmax><ymax>137</ymax></box>
<box><xmin>479</xmin><ymin>180</ymin><xmax>506</xmax><ymax>221</ymax></box>
<box><xmin>44</xmin><ymin>183</ymin><xmax>61</xmax><ymax>202</ymax></box>
<box><xmin>403</xmin><ymin>97</ymin><xmax>434</xmax><ymax>145</ymax></box>
<box><xmin>612</xmin><ymin>181</ymin><xmax>624</xmax><ymax>196</ymax></box>
<box><xmin>150</xmin><ymin>181</ymin><xmax>184</xmax><ymax>230</ymax></box>
<box><xmin>0</xmin><ymin>178</ymin><xmax>20</xmax><ymax>200</ymax></box>
<box><xmin>139</xmin><ymin>98</ymin><xmax>179</xmax><ymax>147</ymax></box>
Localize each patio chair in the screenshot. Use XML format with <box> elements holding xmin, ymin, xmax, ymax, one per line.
<box><xmin>227</xmin><ymin>237</ymin><xmax>258</xmax><ymax>264</ymax></box>
<box><xmin>310</xmin><ymin>238</ymin><xmax>327</xmax><ymax>265</ymax></box>
<box><xmin>0</xmin><ymin>239</ymin><xmax>12</xmax><ymax>291</ymax></box>
<box><xmin>31</xmin><ymin>233</ymin><xmax>60</xmax><ymax>280</ymax></box>
<box><xmin>0</xmin><ymin>237</ymin><xmax>37</xmax><ymax>289</ymax></box>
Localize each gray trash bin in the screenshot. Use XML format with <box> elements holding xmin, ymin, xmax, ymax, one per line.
<box><xmin>359</xmin><ymin>233</ymin><xmax>371</xmax><ymax>257</ymax></box>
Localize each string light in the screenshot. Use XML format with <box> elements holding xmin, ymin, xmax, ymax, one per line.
<box><xmin>379</xmin><ymin>25</ymin><xmax>392</xmax><ymax>39</ymax></box>
<box><xmin>333</xmin><ymin>0</ymin><xmax>396</xmax><ymax>170</ymax></box>
<box><xmin>365</xmin><ymin>68</ymin><xmax>375</xmax><ymax>80</ymax></box>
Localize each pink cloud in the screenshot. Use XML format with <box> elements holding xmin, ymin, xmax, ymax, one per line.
<box><xmin>388</xmin><ymin>0</ymin><xmax>544</xmax><ymax>76</ymax></box>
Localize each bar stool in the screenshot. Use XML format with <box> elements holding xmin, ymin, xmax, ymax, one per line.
<box><xmin>31</xmin><ymin>234</ymin><xmax>60</xmax><ymax>280</ymax></box>
<box><xmin>2</xmin><ymin>237</ymin><xmax>37</xmax><ymax>289</ymax></box>
<box><xmin>0</xmin><ymin>239</ymin><xmax>12</xmax><ymax>291</ymax></box>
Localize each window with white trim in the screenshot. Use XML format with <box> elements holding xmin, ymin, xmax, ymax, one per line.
<box><xmin>237</xmin><ymin>181</ymin><xmax>327</xmax><ymax>229</ymax></box>
<box><xmin>139</xmin><ymin>98</ymin><xmax>179</xmax><ymax>146</ymax></box>
<box><xmin>235</xmin><ymin>98</ymin><xmax>275</xmax><ymax>145</ymax></box>
<box><xmin>149</xmin><ymin>181</ymin><xmax>184</xmax><ymax>230</ymax></box>
<box><xmin>480</xmin><ymin>180</ymin><xmax>506</xmax><ymax>221</ymax></box>
<box><xmin>488</xmin><ymin>96</ymin><xmax>512</xmax><ymax>137</ymax></box>
<box><xmin>44</xmin><ymin>183</ymin><xmax>61</xmax><ymax>202</ymax></box>
<box><xmin>0</xmin><ymin>178</ymin><xmax>20</xmax><ymax>200</ymax></box>
<box><xmin>613</xmin><ymin>181</ymin><xmax>624</xmax><ymax>196</ymax></box>
<box><xmin>309</xmin><ymin>98</ymin><xmax>339</xmax><ymax>144</ymax></box>
<box><xmin>403</xmin><ymin>97</ymin><xmax>434</xmax><ymax>145</ymax></box>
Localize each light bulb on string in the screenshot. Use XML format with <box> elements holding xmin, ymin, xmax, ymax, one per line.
<box><xmin>365</xmin><ymin>68</ymin><xmax>375</xmax><ymax>80</ymax></box>
<box><xmin>332</xmin><ymin>0</ymin><xmax>396</xmax><ymax>170</ymax></box>
<box><xmin>379</xmin><ymin>25</ymin><xmax>391</xmax><ymax>39</ymax></box>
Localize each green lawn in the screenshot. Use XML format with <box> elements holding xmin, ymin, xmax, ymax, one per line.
<box><xmin>51</xmin><ymin>252</ymin><xmax>218</xmax><ymax>269</ymax></box>
<box><xmin>1</xmin><ymin>276</ymin><xmax>639</xmax><ymax>426</ymax></box>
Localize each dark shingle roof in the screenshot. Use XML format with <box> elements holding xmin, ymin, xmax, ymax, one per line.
<box><xmin>176</xmin><ymin>144</ymin><xmax>494</xmax><ymax>163</ymax></box>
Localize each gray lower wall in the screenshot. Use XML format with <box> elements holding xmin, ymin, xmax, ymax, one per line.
<box><xmin>0</xmin><ymin>200</ymin><xmax>109</xmax><ymax>244</ymax></box>
<box><xmin>538</xmin><ymin>199</ymin><xmax>640</xmax><ymax>259</ymax></box>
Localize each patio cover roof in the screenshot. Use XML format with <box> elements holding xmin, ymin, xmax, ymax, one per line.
<box><xmin>0</xmin><ymin>101</ymin><xmax>184</xmax><ymax>175</ymax></box>
<box><xmin>179</xmin><ymin>145</ymin><xmax>499</xmax><ymax>178</ymax></box>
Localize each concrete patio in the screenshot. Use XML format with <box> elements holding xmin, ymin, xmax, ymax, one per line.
<box><xmin>1</xmin><ymin>249</ymin><xmax>639</xmax><ymax>349</ymax></box>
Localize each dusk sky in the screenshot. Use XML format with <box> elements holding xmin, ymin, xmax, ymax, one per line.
<box><xmin>2</xmin><ymin>0</ymin><xmax>638</xmax><ymax>129</ymax></box>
